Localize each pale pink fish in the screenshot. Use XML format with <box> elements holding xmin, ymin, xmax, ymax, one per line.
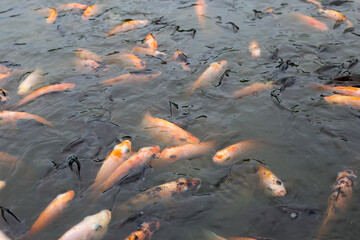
<box><xmin>293</xmin><ymin>13</ymin><xmax>329</xmax><ymax>31</ymax></box>
<box><xmin>195</xmin><ymin>0</ymin><xmax>206</xmax><ymax>28</ymax></box>
<box><xmin>107</xmin><ymin>20</ymin><xmax>149</xmax><ymax>36</ymax></box>
<box><xmin>188</xmin><ymin>60</ymin><xmax>227</xmax><ymax>94</ymax></box>
<box><xmin>0</xmin><ymin>110</ymin><xmax>54</xmax><ymax>127</ymax></box>
<box><xmin>104</xmin><ymin>53</ymin><xmax>146</xmax><ymax>70</ymax></box>
<box><xmin>0</xmin><ymin>181</ymin><xmax>5</xmax><ymax>191</ymax></box>
<box><xmin>230</xmin><ymin>82</ymin><xmax>274</xmax><ymax>98</ymax></box>
<box><xmin>0</xmin><ymin>230</ymin><xmax>11</xmax><ymax>240</ymax></box>
<box><xmin>249</xmin><ymin>41</ymin><xmax>261</xmax><ymax>58</ymax></box>
<box><xmin>18</xmin><ymin>69</ymin><xmax>44</xmax><ymax>95</ymax></box>
<box><xmin>101</xmin><ymin>72</ymin><xmax>161</xmax><ymax>86</ymax></box>
<box><xmin>132</xmin><ymin>47</ymin><xmax>166</xmax><ymax>56</ymax></box>
<box><xmin>59</xmin><ymin>210</ymin><xmax>111</xmax><ymax>240</ymax></box>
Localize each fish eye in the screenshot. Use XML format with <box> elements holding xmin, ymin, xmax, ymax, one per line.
<box><xmin>276</xmin><ymin>180</ymin><xmax>282</xmax><ymax>185</ymax></box>
<box><xmin>93</xmin><ymin>224</ymin><xmax>103</xmax><ymax>231</ymax></box>
<box><xmin>124</xmin><ymin>148</ymin><xmax>130</xmax><ymax>153</ymax></box>
<box><xmin>225</xmin><ymin>156</ymin><xmax>231</xmax><ymax>161</ymax></box>
<box><xmin>151</xmin><ymin>154</ymin><xmax>157</xmax><ymax>158</ymax></box>
<box><xmin>169</xmin><ymin>154</ymin><xmax>177</xmax><ymax>158</ymax></box>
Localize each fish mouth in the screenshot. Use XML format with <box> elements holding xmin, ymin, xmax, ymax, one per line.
<box><xmin>185</xmin><ymin>178</ymin><xmax>201</xmax><ymax>192</ymax></box>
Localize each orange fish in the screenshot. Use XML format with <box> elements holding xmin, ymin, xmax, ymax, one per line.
<box><xmin>188</xmin><ymin>60</ymin><xmax>227</xmax><ymax>94</ymax></box>
<box><xmin>0</xmin><ymin>88</ymin><xmax>8</xmax><ymax>102</ymax></box>
<box><xmin>13</xmin><ymin>83</ymin><xmax>75</xmax><ymax>108</ymax></box>
<box><xmin>118</xmin><ymin>178</ymin><xmax>201</xmax><ymax>212</ymax></box>
<box><xmin>257</xmin><ymin>165</ymin><xmax>286</xmax><ymax>197</ymax></box>
<box><xmin>318</xmin><ymin>8</ymin><xmax>353</xmax><ymax>27</ymax></box>
<box><xmin>212</xmin><ymin>140</ymin><xmax>256</xmax><ymax>164</ymax></box>
<box><xmin>101</xmin><ymin>72</ymin><xmax>161</xmax><ymax>86</ymax></box>
<box><xmin>144</xmin><ymin>33</ymin><xmax>157</xmax><ymax>50</ymax></box>
<box><xmin>82</xmin><ymin>5</ymin><xmax>99</xmax><ymax>20</ymax></box>
<box><xmin>324</xmin><ymin>94</ymin><xmax>360</xmax><ymax>109</ymax></box>
<box><xmin>75</xmin><ymin>49</ymin><xmax>103</xmax><ymax>62</ymax></box>
<box><xmin>28</xmin><ymin>190</ymin><xmax>74</xmax><ymax>237</ymax></box>
<box><xmin>157</xmin><ymin>141</ymin><xmax>214</xmax><ymax>165</ymax></box>
<box><xmin>249</xmin><ymin>41</ymin><xmax>261</xmax><ymax>58</ymax></box>
<box><xmin>56</xmin><ymin>3</ymin><xmax>88</xmax><ymax>11</ymax></box>
<box><xmin>98</xmin><ymin>146</ymin><xmax>160</xmax><ymax>192</ymax></box>
<box><xmin>142</xmin><ymin>111</ymin><xmax>200</xmax><ymax>146</ymax></box>
<box><xmin>47</xmin><ymin>8</ymin><xmax>57</xmax><ymax>23</ymax></box>
<box><xmin>107</xmin><ymin>20</ymin><xmax>149</xmax><ymax>36</ymax></box>
<box><xmin>0</xmin><ymin>152</ymin><xmax>19</xmax><ymax>168</ymax></box>
<box><xmin>0</xmin><ymin>110</ymin><xmax>54</xmax><ymax>127</ymax></box>
<box><xmin>294</xmin><ymin>13</ymin><xmax>329</xmax><ymax>31</ymax></box>
<box><xmin>173</xmin><ymin>50</ymin><xmax>190</xmax><ymax>71</ymax></box>
<box><xmin>0</xmin><ymin>181</ymin><xmax>5</xmax><ymax>191</ymax></box>
<box><xmin>195</xmin><ymin>0</ymin><xmax>206</xmax><ymax>28</ymax></box>
<box><xmin>311</xmin><ymin>83</ymin><xmax>360</xmax><ymax>97</ymax></box>
<box><xmin>93</xmin><ymin>140</ymin><xmax>132</xmax><ymax>187</ymax></box>
<box><xmin>125</xmin><ymin>220</ymin><xmax>160</xmax><ymax>240</ymax></box>
<box><xmin>316</xmin><ymin>169</ymin><xmax>357</xmax><ymax>239</ymax></box>
<box><xmin>104</xmin><ymin>53</ymin><xmax>146</xmax><ymax>70</ymax></box>
<box><xmin>230</xmin><ymin>82</ymin><xmax>274</xmax><ymax>98</ymax></box>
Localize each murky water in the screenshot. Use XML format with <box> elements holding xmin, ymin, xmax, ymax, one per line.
<box><xmin>1</xmin><ymin>0</ymin><xmax>360</xmax><ymax>239</ymax></box>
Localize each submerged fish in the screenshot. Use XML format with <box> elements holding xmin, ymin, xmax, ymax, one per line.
<box><xmin>18</xmin><ymin>69</ymin><xmax>44</xmax><ymax>95</ymax></box>
<box><xmin>98</xmin><ymin>146</ymin><xmax>160</xmax><ymax>192</ymax></box>
<box><xmin>59</xmin><ymin>210</ymin><xmax>111</xmax><ymax>240</ymax></box>
<box><xmin>249</xmin><ymin>41</ymin><xmax>261</xmax><ymax>58</ymax></box>
<box><xmin>82</xmin><ymin>5</ymin><xmax>99</xmax><ymax>20</ymax></box>
<box><xmin>316</xmin><ymin>169</ymin><xmax>357</xmax><ymax>239</ymax></box>
<box><xmin>13</xmin><ymin>83</ymin><xmax>75</xmax><ymax>107</ymax></box>
<box><xmin>93</xmin><ymin>140</ymin><xmax>132</xmax><ymax>187</ymax></box>
<box><xmin>173</xmin><ymin>49</ymin><xmax>190</xmax><ymax>71</ymax></box>
<box><xmin>157</xmin><ymin>141</ymin><xmax>214</xmax><ymax>165</ymax></box>
<box><xmin>0</xmin><ymin>152</ymin><xmax>19</xmax><ymax>168</ymax></box>
<box><xmin>74</xmin><ymin>58</ymin><xmax>106</xmax><ymax>72</ymax></box>
<box><xmin>230</xmin><ymin>82</ymin><xmax>274</xmax><ymax>99</ymax></box>
<box><xmin>324</xmin><ymin>94</ymin><xmax>360</xmax><ymax>109</ymax></box>
<box><xmin>213</xmin><ymin>140</ymin><xmax>256</xmax><ymax>164</ymax></box>
<box><xmin>132</xmin><ymin>47</ymin><xmax>166</xmax><ymax>57</ymax></box>
<box><xmin>0</xmin><ymin>110</ymin><xmax>54</xmax><ymax>127</ymax></box>
<box><xmin>293</xmin><ymin>13</ymin><xmax>329</xmax><ymax>31</ymax></box>
<box><xmin>311</xmin><ymin>83</ymin><xmax>360</xmax><ymax>97</ymax></box>
<box><xmin>318</xmin><ymin>8</ymin><xmax>353</xmax><ymax>27</ymax></box>
<box><xmin>29</xmin><ymin>190</ymin><xmax>74</xmax><ymax>237</ymax></box>
<box><xmin>118</xmin><ymin>178</ymin><xmax>201</xmax><ymax>212</ymax></box>
<box><xmin>56</xmin><ymin>3</ymin><xmax>88</xmax><ymax>11</ymax></box>
<box><xmin>125</xmin><ymin>220</ymin><xmax>160</xmax><ymax>240</ymax></box>
<box><xmin>142</xmin><ymin>111</ymin><xmax>200</xmax><ymax>145</ymax></box>
<box><xmin>0</xmin><ymin>181</ymin><xmax>5</xmax><ymax>190</ymax></box>
<box><xmin>101</xmin><ymin>72</ymin><xmax>161</xmax><ymax>86</ymax></box>
<box><xmin>195</xmin><ymin>0</ymin><xmax>206</xmax><ymax>28</ymax></box>
<box><xmin>305</xmin><ymin>0</ymin><xmax>322</xmax><ymax>7</ymax></box>
<box><xmin>0</xmin><ymin>230</ymin><xmax>11</xmax><ymax>240</ymax></box>
<box><xmin>188</xmin><ymin>60</ymin><xmax>227</xmax><ymax>94</ymax></box>
<box><xmin>104</xmin><ymin>53</ymin><xmax>146</xmax><ymax>70</ymax></box>
<box><xmin>75</xmin><ymin>49</ymin><xmax>103</xmax><ymax>62</ymax></box>
<box><xmin>257</xmin><ymin>165</ymin><xmax>286</xmax><ymax>197</ymax></box>
<box><xmin>0</xmin><ymin>72</ymin><xmax>10</xmax><ymax>82</ymax></box>
<box><xmin>107</xmin><ymin>20</ymin><xmax>149</xmax><ymax>36</ymax></box>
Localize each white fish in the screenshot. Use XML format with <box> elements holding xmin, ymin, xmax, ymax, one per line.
<box><xmin>59</xmin><ymin>210</ymin><xmax>111</xmax><ymax>240</ymax></box>
<box><xmin>0</xmin><ymin>230</ymin><xmax>11</xmax><ymax>240</ymax></box>
<box><xmin>18</xmin><ymin>69</ymin><xmax>44</xmax><ymax>95</ymax></box>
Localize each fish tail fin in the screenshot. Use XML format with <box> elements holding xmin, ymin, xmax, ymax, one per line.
<box><xmin>202</xmin><ymin>229</ymin><xmax>226</xmax><ymax>240</ymax></box>
<box><xmin>309</xmin><ymin>83</ymin><xmax>331</xmax><ymax>91</ymax></box>
<box><xmin>33</xmin><ymin>116</ymin><xmax>54</xmax><ymax>127</ymax></box>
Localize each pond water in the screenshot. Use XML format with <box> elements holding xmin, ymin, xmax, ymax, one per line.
<box><xmin>1</xmin><ymin>0</ymin><xmax>360</xmax><ymax>239</ymax></box>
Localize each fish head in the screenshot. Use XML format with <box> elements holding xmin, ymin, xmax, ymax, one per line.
<box><xmin>114</xmin><ymin>140</ymin><xmax>132</xmax><ymax>156</ymax></box>
<box><xmin>258</xmin><ymin>165</ymin><xmax>286</xmax><ymax>197</ymax></box>
<box><xmin>57</xmin><ymin>190</ymin><xmax>75</xmax><ymax>205</ymax></box>
<box><xmin>210</xmin><ymin>60</ymin><xmax>227</xmax><ymax>70</ymax></box>
<box><xmin>338</xmin><ymin>168</ymin><xmax>357</xmax><ymax>181</ymax></box>
<box><xmin>212</xmin><ymin>152</ymin><xmax>230</xmax><ymax>163</ymax></box>
<box><xmin>176</xmin><ymin>178</ymin><xmax>201</xmax><ymax>193</ymax></box>
<box><xmin>87</xmin><ymin>210</ymin><xmax>111</xmax><ymax>239</ymax></box>
<box><xmin>266</xmin><ymin>180</ymin><xmax>287</xmax><ymax>197</ymax></box>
